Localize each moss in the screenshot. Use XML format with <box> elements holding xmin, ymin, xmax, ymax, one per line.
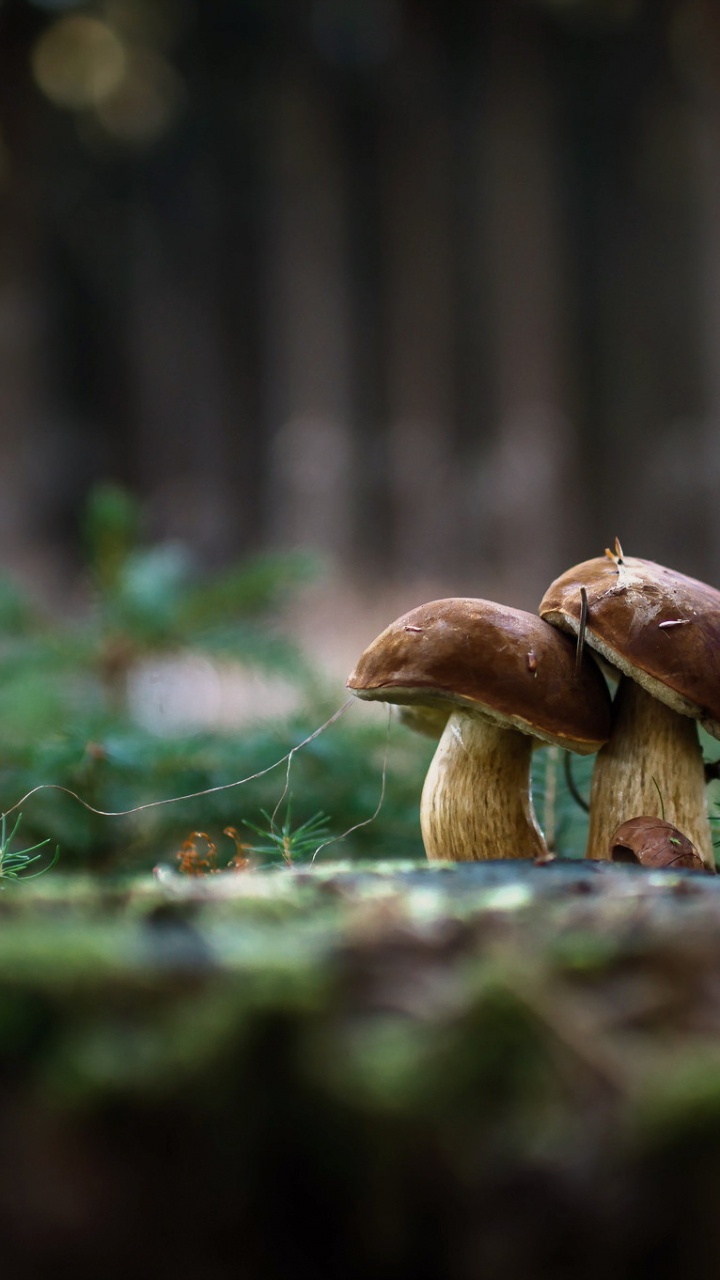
<box><xmin>0</xmin><ymin>861</ymin><xmax>720</xmax><ymax>1276</ymax></box>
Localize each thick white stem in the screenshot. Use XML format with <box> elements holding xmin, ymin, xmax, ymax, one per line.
<box><xmin>420</xmin><ymin>711</ymin><xmax>547</xmax><ymax>862</ymax></box>
<box><xmin>586</xmin><ymin>677</ymin><xmax>715</xmax><ymax>870</ymax></box>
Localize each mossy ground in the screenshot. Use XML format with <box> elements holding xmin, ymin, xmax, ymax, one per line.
<box><xmin>2</xmin><ymin>860</ymin><xmax>720</xmax><ymax>1277</ymax></box>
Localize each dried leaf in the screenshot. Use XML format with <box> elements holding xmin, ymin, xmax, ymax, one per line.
<box><xmin>176</xmin><ymin>831</ymin><xmax>218</xmax><ymax>876</ymax></box>
<box><xmin>223</xmin><ymin>826</ymin><xmax>255</xmax><ymax>872</ymax></box>
<box><xmin>609</xmin><ymin>817</ymin><xmax>706</xmax><ymax>872</ymax></box>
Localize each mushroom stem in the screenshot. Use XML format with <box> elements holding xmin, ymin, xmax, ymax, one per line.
<box><xmin>586</xmin><ymin>677</ymin><xmax>715</xmax><ymax>870</ymax></box>
<box><xmin>420</xmin><ymin>711</ymin><xmax>547</xmax><ymax>861</ymax></box>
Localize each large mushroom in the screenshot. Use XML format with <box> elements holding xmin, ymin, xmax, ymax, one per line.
<box><xmin>539</xmin><ymin>546</ymin><xmax>720</xmax><ymax>870</ymax></box>
<box><xmin>347</xmin><ymin>598</ymin><xmax>611</xmax><ymax>862</ymax></box>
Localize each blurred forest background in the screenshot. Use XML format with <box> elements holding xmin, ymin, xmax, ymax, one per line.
<box><xmin>0</xmin><ymin>0</ymin><xmax>719</xmax><ymax>664</ymax></box>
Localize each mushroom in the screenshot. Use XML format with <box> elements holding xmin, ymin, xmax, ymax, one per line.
<box><xmin>539</xmin><ymin>547</ymin><xmax>720</xmax><ymax>870</ymax></box>
<box><xmin>347</xmin><ymin>598</ymin><xmax>611</xmax><ymax>862</ymax></box>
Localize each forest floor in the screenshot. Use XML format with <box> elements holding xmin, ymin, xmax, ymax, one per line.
<box><xmin>1</xmin><ymin>858</ymin><xmax>720</xmax><ymax>1277</ymax></box>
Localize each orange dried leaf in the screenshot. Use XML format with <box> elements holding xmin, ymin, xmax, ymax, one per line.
<box><xmin>223</xmin><ymin>826</ymin><xmax>255</xmax><ymax>872</ymax></box>
<box><xmin>176</xmin><ymin>831</ymin><xmax>218</xmax><ymax>876</ymax></box>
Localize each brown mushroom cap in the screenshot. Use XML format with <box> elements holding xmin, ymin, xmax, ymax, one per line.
<box><xmin>539</xmin><ymin>555</ymin><xmax>720</xmax><ymax>737</ymax></box>
<box><xmin>347</xmin><ymin>597</ymin><xmax>611</xmax><ymax>753</ymax></box>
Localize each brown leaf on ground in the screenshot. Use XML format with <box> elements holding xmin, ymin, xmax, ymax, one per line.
<box><xmin>609</xmin><ymin>816</ymin><xmax>707</xmax><ymax>871</ymax></box>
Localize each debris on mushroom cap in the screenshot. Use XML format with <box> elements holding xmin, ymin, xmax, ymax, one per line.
<box><xmin>610</xmin><ymin>817</ymin><xmax>707</xmax><ymax>872</ymax></box>
<box><xmin>347</xmin><ymin>597</ymin><xmax>612</xmax><ymax>753</ymax></box>
<box><xmin>539</xmin><ymin>554</ymin><xmax>720</xmax><ymax>737</ymax></box>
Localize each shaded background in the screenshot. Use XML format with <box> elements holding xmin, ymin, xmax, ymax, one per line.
<box><xmin>0</xmin><ymin>0</ymin><xmax>719</xmax><ymax>662</ymax></box>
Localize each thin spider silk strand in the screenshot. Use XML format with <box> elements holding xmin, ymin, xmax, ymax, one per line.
<box><xmin>2</xmin><ymin>699</ymin><xmax>356</xmax><ymax>821</ymax></box>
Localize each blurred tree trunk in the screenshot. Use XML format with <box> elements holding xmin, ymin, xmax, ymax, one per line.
<box><xmin>263</xmin><ymin>69</ymin><xmax>354</xmax><ymax>562</ymax></box>
<box><xmin>341</xmin><ymin>80</ymin><xmax>390</xmax><ymax>573</ymax></box>
<box><xmin>0</xmin><ymin>9</ymin><xmax>48</xmax><ymax>573</ymax></box>
<box><xmin>692</xmin><ymin>0</ymin><xmax>720</xmax><ymax>585</ymax></box>
<box><xmin>2</xmin><ymin>0</ymin><xmax>717</xmax><ymax>599</ymax></box>
<box><xmin>481</xmin><ymin>5</ymin><xmax>578</xmax><ymax>605</ymax></box>
<box><xmin>128</xmin><ymin>166</ymin><xmax>242</xmax><ymax>561</ymax></box>
<box><xmin>552</xmin><ymin>9</ymin><xmax>704</xmax><ymax>573</ymax></box>
<box><xmin>382</xmin><ymin>21</ymin><xmax>457</xmax><ymax>582</ymax></box>
<box><xmin>0</xmin><ymin>193</ymin><xmax>42</xmax><ymax>556</ymax></box>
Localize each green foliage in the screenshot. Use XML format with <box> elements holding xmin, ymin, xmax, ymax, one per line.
<box><xmin>0</xmin><ymin>483</ymin><xmax>612</xmax><ymax>868</ymax></box>
<box><xmin>83</xmin><ymin>482</ymin><xmax>140</xmax><ymax>594</ymax></box>
<box><xmin>80</xmin><ymin>481</ymin><xmax>318</xmax><ymax>665</ymax></box>
<box><xmin>0</xmin><ymin>813</ymin><xmax>59</xmax><ymax>882</ymax></box>
<box><xmin>531</xmin><ymin>747</ymin><xmax>593</xmax><ymax>858</ymax></box>
<box><xmin>242</xmin><ymin>805</ymin><xmax>332</xmax><ymax>865</ymax></box>
<box><xmin>0</xmin><ymin>485</ymin><xmax>430</xmax><ymax>868</ymax></box>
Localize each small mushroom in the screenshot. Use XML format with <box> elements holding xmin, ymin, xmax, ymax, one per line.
<box><xmin>610</xmin><ymin>817</ymin><xmax>706</xmax><ymax>872</ymax></box>
<box><xmin>347</xmin><ymin>598</ymin><xmax>611</xmax><ymax>862</ymax></box>
<box><xmin>540</xmin><ymin>551</ymin><xmax>720</xmax><ymax>871</ymax></box>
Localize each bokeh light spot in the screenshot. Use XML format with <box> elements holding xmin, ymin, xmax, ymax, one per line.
<box><xmin>31</xmin><ymin>15</ymin><xmax>126</xmax><ymax>110</ymax></box>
